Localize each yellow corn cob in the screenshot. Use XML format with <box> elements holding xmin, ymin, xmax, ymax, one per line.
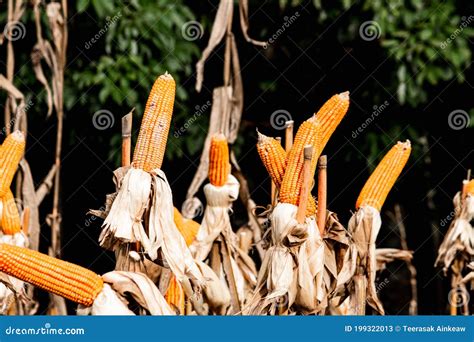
<box><xmin>356</xmin><ymin>140</ymin><xmax>411</xmax><ymax>211</ymax></box>
<box><xmin>0</xmin><ymin>243</ymin><xmax>103</xmax><ymax>306</ymax></box>
<box><xmin>168</xmin><ymin>208</ymin><xmax>199</xmax><ymax>314</ymax></box>
<box><xmin>208</xmin><ymin>134</ymin><xmax>230</xmax><ymax>187</ymax></box>
<box><xmin>0</xmin><ymin>131</ymin><xmax>25</xmax><ymax>198</ymax></box>
<box><xmin>257</xmin><ymin>132</ymin><xmax>317</xmax><ymax>216</ymax></box>
<box><xmin>173</xmin><ymin>207</ymin><xmax>200</xmax><ymax>246</ymax></box>
<box><xmin>315</xmin><ymin>91</ymin><xmax>350</xmax><ymax>152</ymax></box>
<box><xmin>0</xmin><ymin>190</ymin><xmax>21</xmax><ymax>235</ymax></box>
<box><xmin>280</xmin><ymin>117</ymin><xmax>322</xmax><ymax>207</ymax></box>
<box><xmin>132</xmin><ymin>72</ymin><xmax>176</xmax><ymax>171</ymax></box>
<box><xmin>465</xmin><ymin>179</ymin><xmax>474</xmax><ymax>196</ymax></box>
<box><xmin>256</xmin><ymin>131</ymin><xmax>287</xmax><ymax>187</ymax></box>
<box><xmin>165</xmin><ymin>275</ymin><xmax>186</xmax><ymax>314</ymax></box>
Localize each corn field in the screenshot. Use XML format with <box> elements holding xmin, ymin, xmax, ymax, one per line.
<box><xmin>0</xmin><ymin>0</ymin><xmax>473</xmax><ymax>317</ymax></box>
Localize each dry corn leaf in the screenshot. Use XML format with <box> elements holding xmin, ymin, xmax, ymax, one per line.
<box><xmin>191</xmin><ymin>175</ymin><xmax>239</xmax><ymax>261</ymax></box>
<box><xmin>375</xmin><ymin>248</ymin><xmax>413</xmax><ymax>272</ymax></box>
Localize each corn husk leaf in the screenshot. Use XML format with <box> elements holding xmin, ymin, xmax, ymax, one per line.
<box><xmin>191</xmin><ymin>175</ymin><xmax>240</xmax><ymax>261</ymax></box>
<box><xmin>149</xmin><ymin>170</ymin><xmax>205</xmax><ymax>285</ymax></box>
<box><xmin>196</xmin><ymin>260</ymin><xmax>231</xmax><ymax>314</ymax></box>
<box><xmin>435</xmin><ymin>193</ymin><xmax>474</xmax><ymax>273</ymax></box>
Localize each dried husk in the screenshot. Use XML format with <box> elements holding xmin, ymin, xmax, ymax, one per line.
<box><xmin>78</xmin><ymin>272</ymin><xmax>176</xmax><ymax>316</ymax></box>
<box><xmin>348</xmin><ymin>205</ymin><xmax>384</xmax><ymax>314</ymax></box>
<box><xmin>244</xmin><ymin>203</ymin><xmax>306</xmax><ymax>315</ymax></box>
<box><xmin>375</xmin><ymin>248</ymin><xmax>413</xmax><ymax>272</ymax></box>
<box><xmin>196</xmin><ymin>260</ymin><xmax>231</xmax><ymax>314</ymax></box>
<box><xmin>148</xmin><ymin>170</ymin><xmax>204</xmax><ymax>285</ymax></box>
<box><xmin>191</xmin><ymin>175</ymin><xmax>240</xmax><ymax>261</ymax></box>
<box><xmin>99</xmin><ymin>168</ymin><xmax>152</xmax><ymax>252</ymax></box>
<box><xmin>0</xmin><ymin>231</ymin><xmax>28</xmax><ymax>311</ymax></box>
<box><xmin>295</xmin><ymin>218</ymin><xmax>325</xmax><ymax>313</ymax></box>
<box><xmin>435</xmin><ymin>193</ymin><xmax>474</xmax><ymax>273</ymax></box>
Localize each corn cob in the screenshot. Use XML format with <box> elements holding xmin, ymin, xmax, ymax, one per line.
<box><xmin>0</xmin><ymin>243</ymin><xmax>103</xmax><ymax>306</ymax></box>
<box><xmin>356</xmin><ymin>140</ymin><xmax>411</xmax><ymax>211</ymax></box>
<box><xmin>280</xmin><ymin>117</ymin><xmax>322</xmax><ymax>207</ymax></box>
<box><xmin>165</xmin><ymin>275</ymin><xmax>185</xmax><ymax>314</ymax></box>
<box><xmin>0</xmin><ymin>131</ymin><xmax>25</xmax><ymax>197</ymax></box>
<box><xmin>168</xmin><ymin>208</ymin><xmax>199</xmax><ymax>314</ymax></box>
<box><xmin>132</xmin><ymin>72</ymin><xmax>176</xmax><ymax>171</ymax></box>
<box><xmin>257</xmin><ymin>131</ymin><xmax>287</xmax><ymax>187</ymax></box>
<box><xmin>0</xmin><ymin>190</ymin><xmax>21</xmax><ymax>235</ymax></box>
<box><xmin>173</xmin><ymin>207</ymin><xmax>200</xmax><ymax>246</ymax></box>
<box><xmin>208</xmin><ymin>134</ymin><xmax>230</xmax><ymax>187</ymax></box>
<box><xmin>315</xmin><ymin>91</ymin><xmax>350</xmax><ymax>152</ymax></box>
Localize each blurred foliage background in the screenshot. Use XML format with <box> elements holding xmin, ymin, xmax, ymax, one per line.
<box><xmin>1</xmin><ymin>0</ymin><xmax>473</xmax><ymax>314</ymax></box>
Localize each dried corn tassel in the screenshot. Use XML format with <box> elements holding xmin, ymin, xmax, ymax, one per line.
<box><xmin>0</xmin><ymin>131</ymin><xmax>25</xmax><ymax>198</ymax></box>
<box><xmin>315</xmin><ymin>91</ymin><xmax>350</xmax><ymax>152</ymax></box>
<box><xmin>280</xmin><ymin>118</ymin><xmax>321</xmax><ymax>208</ymax></box>
<box><xmin>0</xmin><ymin>190</ymin><xmax>21</xmax><ymax>235</ymax></box>
<box><xmin>0</xmin><ymin>243</ymin><xmax>103</xmax><ymax>306</ymax></box>
<box><xmin>132</xmin><ymin>73</ymin><xmax>176</xmax><ymax>171</ymax></box>
<box><xmin>356</xmin><ymin>140</ymin><xmax>411</xmax><ymax>211</ymax></box>
<box><xmin>208</xmin><ymin>134</ymin><xmax>230</xmax><ymax>187</ymax></box>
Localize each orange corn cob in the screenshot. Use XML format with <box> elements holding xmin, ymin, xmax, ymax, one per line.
<box><xmin>0</xmin><ymin>190</ymin><xmax>21</xmax><ymax>235</ymax></box>
<box><xmin>132</xmin><ymin>72</ymin><xmax>176</xmax><ymax>171</ymax></box>
<box><xmin>208</xmin><ymin>134</ymin><xmax>230</xmax><ymax>187</ymax></box>
<box><xmin>173</xmin><ymin>207</ymin><xmax>200</xmax><ymax>246</ymax></box>
<box><xmin>0</xmin><ymin>243</ymin><xmax>103</xmax><ymax>306</ymax></box>
<box><xmin>0</xmin><ymin>131</ymin><xmax>25</xmax><ymax>197</ymax></box>
<box><xmin>315</xmin><ymin>91</ymin><xmax>350</xmax><ymax>152</ymax></box>
<box><xmin>356</xmin><ymin>140</ymin><xmax>411</xmax><ymax>211</ymax></box>
<box><xmin>168</xmin><ymin>208</ymin><xmax>199</xmax><ymax>314</ymax></box>
<box><xmin>465</xmin><ymin>179</ymin><xmax>474</xmax><ymax>196</ymax></box>
<box><xmin>280</xmin><ymin>117</ymin><xmax>322</xmax><ymax>207</ymax></box>
<box><xmin>257</xmin><ymin>131</ymin><xmax>287</xmax><ymax>187</ymax></box>
<box><xmin>165</xmin><ymin>275</ymin><xmax>186</xmax><ymax>314</ymax></box>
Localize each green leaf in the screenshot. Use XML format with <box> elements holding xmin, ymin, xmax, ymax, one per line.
<box><xmin>76</xmin><ymin>0</ymin><xmax>90</xmax><ymax>13</ymax></box>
